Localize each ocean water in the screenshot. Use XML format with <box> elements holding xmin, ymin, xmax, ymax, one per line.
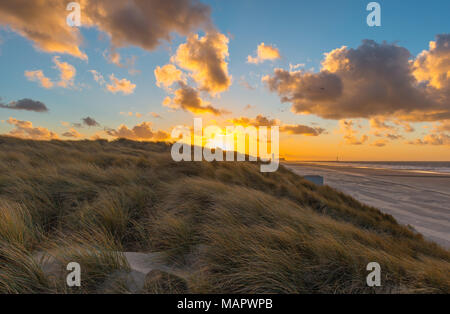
<box><xmin>308</xmin><ymin>161</ymin><xmax>450</xmax><ymax>174</ymax></box>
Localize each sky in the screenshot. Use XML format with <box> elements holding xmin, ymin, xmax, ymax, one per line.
<box><xmin>0</xmin><ymin>0</ymin><xmax>449</xmax><ymax>161</ymax></box>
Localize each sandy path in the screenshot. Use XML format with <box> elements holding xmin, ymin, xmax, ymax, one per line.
<box><xmin>285</xmin><ymin>163</ymin><xmax>450</xmax><ymax>248</ymax></box>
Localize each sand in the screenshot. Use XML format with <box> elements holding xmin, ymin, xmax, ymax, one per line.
<box><xmin>285</xmin><ymin>162</ymin><xmax>450</xmax><ymax>248</ymax></box>
<box><xmin>37</xmin><ymin>251</ymin><xmax>186</xmax><ymax>292</ymax></box>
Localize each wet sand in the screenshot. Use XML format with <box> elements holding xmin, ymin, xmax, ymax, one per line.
<box><xmin>284</xmin><ymin>162</ymin><xmax>450</xmax><ymax>248</ymax></box>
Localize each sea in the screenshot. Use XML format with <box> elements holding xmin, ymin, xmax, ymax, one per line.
<box><xmin>303</xmin><ymin>161</ymin><xmax>450</xmax><ymax>175</ymax></box>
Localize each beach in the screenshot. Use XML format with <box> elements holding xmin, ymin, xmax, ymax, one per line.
<box><xmin>285</xmin><ymin>162</ymin><xmax>450</xmax><ymax>248</ymax></box>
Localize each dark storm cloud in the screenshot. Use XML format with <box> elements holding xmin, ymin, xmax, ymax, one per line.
<box><xmin>0</xmin><ymin>98</ymin><xmax>49</xmax><ymax>112</ymax></box>
<box><xmin>82</xmin><ymin>117</ymin><xmax>100</xmax><ymax>127</ymax></box>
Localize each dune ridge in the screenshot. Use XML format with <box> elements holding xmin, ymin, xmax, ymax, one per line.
<box><xmin>0</xmin><ymin>136</ymin><xmax>449</xmax><ymax>293</ymax></box>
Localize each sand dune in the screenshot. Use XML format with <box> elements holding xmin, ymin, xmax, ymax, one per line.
<box><xmin>285</xmin><ymin>162</ymin><xmax>450</xmax><ymax>248</ymax></box>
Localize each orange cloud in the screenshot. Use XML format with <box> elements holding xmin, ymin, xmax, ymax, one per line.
<box><xmin>371</xmin><ymin>139</ymin><xmax>388</xmax><ymax>147</ymax></box>
<box><xmin>62</xmin><ymin>128</ymin><xmax>82</xmax><ymax>139</ymax></box>
<box><xmin>103</xmin><ymin>50</ymin><xmax>139</xmax><ymax>75</ymax></box>
<box><xmin>53</xmin><ymin>56</ymin><xmax>76</xmax><ymax>88</ymax></box>
<box><xmin>106</xmin><ymin>74</ymin><xmax>136</xmax><ymax>95</ymax></box>
<box><xmin>229</xmin><ymin>115</ymin><xmax>326</xmax><ymax>136</ymax></box>
<box><xmin>163</xmin><ymin>82</ymin><xmax>226</xmax><ymax>115</ymax></box>
<box><xmin>437</xmin><ymin>120</ymin><xmax>450</xmax><ymax>132</ymax></box>
<box><xmin>408</xmin><ymin>133</ymin><xmax>450</xmax><ymax>146</ymax></box>
<box><xmin>247</xmin><ymin>42</ymin><xmax>281</xmax><ymax>64</ymax></box>
<box><xmin>228</xmin><ymin>115</ymin><xmax>327</xmax><ymax>137</ymax></box>
<box><xmin>89</xmin><ymin>70</ymin><xmax>106</xmax><ymax>85</ymax></box>
<box><xmin>172</xmin><ymin>32</ymin><xmax>231</xmax><ymax>95</ymax></box>
<box><xmin>394</xmin><ymin>120</ymin><xmax>415</xmax><ymax>133</ymax></box>
<box><xmin>229</xmin><ymin>115</ymin><xmax>280</xmax><ymax>127</ymax></box>
<box><xmin>369</xmin><ymin>117</ymin><xmax>405</xmax><ymax>141</ymax></box>
<box><xmin>105</xmin><ymin>50</ymin><xmax>122</xmax><ymax>67</ymax></box>
<box><xmin>0</xmin><ymin>1</ymin><xmax>87</xmax><ymax>59</ymax></box>
<box><xmin>369</xmin><ymin>117</ymin><xmax>396</xmax><ymax>131</ymax></box>
<box><xmin>24</xmin><ymin>70</ymin><xmax>53</xmax><ymax>89</ymax></box>
<box><xmin>120</xmin><ymin>112</ymin><xmax>142</xmax><ymax>118</ymax></box>
<box><xmin>413</xmin><ymin>34</ymin><xmax>450</xmax><ymax>89</ymax></box>
<box><xmin>339</xmin><ymin>120</ymin><xmax>369</xmax><ymax>145</ymax></box>
<box><xmin>6</xmin><ymin>117</ymin><xmax>58</xmax><ymax>140</ymax></box>
<box><xmin>149</xmin><ymin>112</ymin><xmax>162</xmax><ymax>119</ymax></box>
<box><xmin>280</xmin><ymin>124</ymin><xmax>326</xmax><ymax>136</ymax></box>
<box><xmin>25</xmin><ymin>57</ymin><xmax>77</xmax><ymax>89</ymax></box>
<box><xmin>154</xmin><ymin>64</ymin><xmax>184</xmax><ymax>88</ymax></box>
<box><xmin>407</xmin><ymin>119</ymin><xmax>450</xmax><ymax>146</ymax></box>
<box><xmin>105</xmin><ymin>122</ymin><xmax>170</xmax><ymax>141</ymax></box>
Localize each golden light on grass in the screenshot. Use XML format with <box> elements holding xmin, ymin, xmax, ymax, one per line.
<box><xmin>0</xmin><ymin>136</ymin><xmax>448</xmax><ymax>293</ymax></box>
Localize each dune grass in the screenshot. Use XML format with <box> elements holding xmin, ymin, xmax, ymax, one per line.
<box><xmin>0</xmin><ymin>135</ymin><xmax>448</xmax><ymax>293</ymax></box>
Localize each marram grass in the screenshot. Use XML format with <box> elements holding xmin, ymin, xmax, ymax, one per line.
<box><xmin>0</xmin><ymin>136</ymin><xmax>448</xmax><ymax>293</ymax></box>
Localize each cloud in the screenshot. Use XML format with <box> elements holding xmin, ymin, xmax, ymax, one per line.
<box><xmin>229</xmin><ymin>115</ymin><xmax>280</xmax><ymax>127</ymax></box>
<box><xmin>238</xmin><ymin>77</ymin><xmax>255</xmax><ymax>90</ymax></box>
<box><xmin>408</xmin><ymin>119</ymin><xmax>450</xmax><ymax>146</ymax></box>
<box><xmin>413</xmin><ymin>34</ymin><xmax>450</xmax><ymax>89</ymax></box>
<box><xmin>163</xmin><ymin>81</ymin><xmax>226</xmax><ymax>115</ymax></box>
<box><xmin>53</xmin><ymin>56</ymin><xmax>76</xmax><ymax>88</ymax></box>
<box><xmin>289</xmin><ymin>63</ymin><xmax>305</xmax><ymax>71</ymax></box>
<box><xmin>153</xmin><ymin>130</ymin><xmax>171</xmax><ymax>141</ymax></box>
<box><xmin>154</xmin><ymin>64</ymin><xmax>184</xmax><ymax>88</ymax></box>
<box><xmin>82</xmin><ymin>117</ymin><xmax>100</xmax><ymax>127</ymax></box>
<box><xmin>339</xmin><ymin>120</ymin><xmax>369</xmax><ymax>145</ymax></box>
<box><xmin>0</xmin><ymin>98</ymin><xmax>49</xmax><ymax>112</ymax></box>
<box><xmin>6</xmin><ymin>117</ymin><xmax>58</xmax><ymax>140</ymax></box>
<box><xmin>119</xmin><ymin>112</ymin><xmax>144</xmax><ymax>118</ymax></box>
<box><xmin>155</xmin><ymin>32</ymin><xmax>232</xmax><ymax>115</ymax></box>
<box><xmin>62</xmin><ymin>128</ymin><xmax>82</xmax><ymax>138</ymax></box>
<box><xmin>371</xmin><ymin>139</ymin><xmax>388</xmax><ymax>147</ymax></box>
<box><xmin>171</xmin><ymin>32</ymin><xmax>231</xmax><ymax>95</ymax></box>
<box><xmin>70</xmin><ymin>117</ymin><xmax>100</xmax><ymax>128</ymax></box>
<box><xmin>394</xmin><ymin>120</ymin><xmax>415</xmax><ymax>133</ymax></box>
<box><xmin>437</xmin><ymin>120</ymin><xmax>450</xmax><ymax>132</ymax></box>
<box><xmin>0</xmin><ymin>0</ymin><xmax>212</xmax><ymax>59</ymax></box>
<box><xmin>408</xmin><ymin>133</ymin><xmax>450</xmax><ymax>146</ymax></box>
<box><xmin>104</xmin><ymin>50</ymin><xmax>140</xmax><ymax>74</ymax></box>
<box><xmin>106</xmin><ymin>74</ymin><xmax>136</xmax><ymax>95</ymax></box>
<box><xmin>385</xmin><ymin>133</ymin><xmax>403</xmax><ymax>140</ymax></box>
<box><xmin>105</xmin><ymin>122</ymin><xmax>170</xmax><ymax>141</ymax></box>
<box><xmin>369</xmin><ymin>117</ymin><xmax>395</xmax><ymax>131</ymax></box>
<box><xmin>89</xmin><ymin>70</ymin><xmax>106</xmax><ymax>85</ymax></box>
<box><xmin>149</xmin><ymin>112</ymin><xmax>162</xmax><ymax>119</ymax></box>
<box><xmin>369</xmin><ymin>117</ymin><xmax>406</xmax><ymax>141</ymax></box>
<box><xmin>25</xmin><ymin>57</ymin><xmax>76</xmax><ymax>89</ymax></box>
<box><xmin>104</xmin><ymin>50</ymin><xmax>122</xmax><ymax>67</ymax></box>
<box><xmin>0</xmin><ymin>1</ymin><xmax>87</xmax><ymax>59</ymax></box>
<box><xmin>247</xmin><ymin>43</ymin><xmax>281</xmax><ymax>64</ymax></box>
<box><xmin>228</xmin><ymin>114</ymin><xmax>326</xmax><ymax>136</ymax></box>
<box><xmin>24</xmin><ymin>70</ymin><xmax>53</xmax><ymax>89</ymax></box>
<box><xmin>280</xmin><ymin>124</ymin><xmax>326</xmax><ymax>136</ymax></box>
<box><xmin>263</xmin><ymin>36</ymin><xmax>450</xmax><ymax>122</ymax></box>
<box><xmin>84</xmin><ymin>0</ymin><xmax>212</xmax><ymax>52</ymax></box>
<box><xmin>263</xmin><ymin>68</ymin><xmax>343</xmax><ymax>109</ymax></box>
